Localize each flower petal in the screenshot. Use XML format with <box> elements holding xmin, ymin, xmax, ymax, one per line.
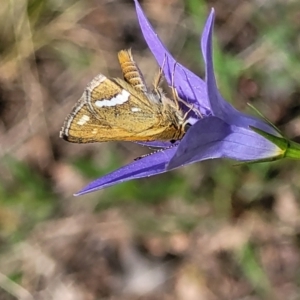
<box><xmin>134</xmin><ymin>0</ymin><xmax>210</xmax><ymax>114</ymax></box>
<box><xmin>75</xmin><ymin>147</ymin><xmax>177</xmax><ymax>195</ymax></box>
<box><xmin>167</xmin><ymin>117</ymin><xmax>282</xmax><ymax>169</ymax></box>
<box><xmin>201</xmin><ymin>9</ymin><xmax>279</xmax><ymax>135</ymax></box>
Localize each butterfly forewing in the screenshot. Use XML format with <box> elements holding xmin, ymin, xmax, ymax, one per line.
<box><xmin>61</xmin><ymin>74</ymin><xmax>169</xmax><ymax>142</ymax></box>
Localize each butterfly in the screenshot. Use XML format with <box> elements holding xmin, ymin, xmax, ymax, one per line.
<box><xmin>60</xmin><ymin>49</ymin><xmax>191</xmax><ymax>143</ymax></box>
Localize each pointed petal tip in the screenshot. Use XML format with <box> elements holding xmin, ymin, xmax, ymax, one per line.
<box><xmin>203</xmin><ymin>8</ymin><xmax>215</xmax><ymax>28</ymax></box>
<box><xmin>74</xmin><ymin>184</ymin><xmax>103</xmax><ymax>196</ymax></box>
<box><xmin>74</xmin><ymin>187</ymin><xmax>99</xmax><ymax>196</ymax></box>
<box><xmin>201</xmin><ymin>6</ymin><xmax>215</xmax><ymax>60</ymax></box>
<box><xmin>134</xmin><ymin>0</ymin><xmax>142</xmax><ymax>11</ymax></box>
<box><xmin>73</xmin><ymin>190</ymin><xmax>85</xmax><ymax>196</ymax></box>
<box><xmin>207</xmin><ymin>8</ymin><xmax>215</xmax><ymax>27</ymax></box>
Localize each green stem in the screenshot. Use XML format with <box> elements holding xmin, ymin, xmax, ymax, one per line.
<box><xmin>285</xmin><ymin>140</ymin><xmax>300</xmax><ymax>159</ymax></box>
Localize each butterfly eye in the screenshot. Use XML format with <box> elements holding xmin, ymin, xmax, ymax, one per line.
<box><xmin>184</xmin><ymin>122</ymin><xmax>192</xmax><ymax>132</ymax></box>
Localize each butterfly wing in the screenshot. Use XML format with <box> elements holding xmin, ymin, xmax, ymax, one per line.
<box><xmin>60</xmin><ymin>74</ymin><xmax>165</xmax><ymax>143</ymax></box>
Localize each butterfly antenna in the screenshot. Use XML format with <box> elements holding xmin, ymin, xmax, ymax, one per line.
<box><xmin>153</xmin><ymin>53</ymin><xmax>167</xmax><ymax>91</ymax></box>
<box><xmin>170</xmin><ymin>61</ymin><xmax>181</xmax><ymax>111</ymax></box>
<box><xmin>171</xmin><ymin>62</ymin><xmax>202</xmax><ymax>118</ymax></box>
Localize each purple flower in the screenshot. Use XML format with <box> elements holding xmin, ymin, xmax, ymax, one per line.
<box><xmin>75</xmin><ymin>1</ymin><xmax>283</xmax><ymax>196</ymax></box>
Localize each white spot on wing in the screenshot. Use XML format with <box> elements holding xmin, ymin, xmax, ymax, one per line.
<box><xmin>131</xmin><ymin>107</ymin><xmax>141</xmax><ymax>112</ymax></box>
<box><xmin>95</xmin><ymin>90</ymin><xmax>130</xmax><ymax>107</ymax></box>
<box><xmin>77</xmin><ymin>115</ymin><xmax>90</xmax><ymax>125</ymax></box>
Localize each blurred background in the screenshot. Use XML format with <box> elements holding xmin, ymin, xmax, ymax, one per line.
<box><xmin>1</xmin><ymin>0</ymin><xmax>300</xmax><ymax>299</ymax></box>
